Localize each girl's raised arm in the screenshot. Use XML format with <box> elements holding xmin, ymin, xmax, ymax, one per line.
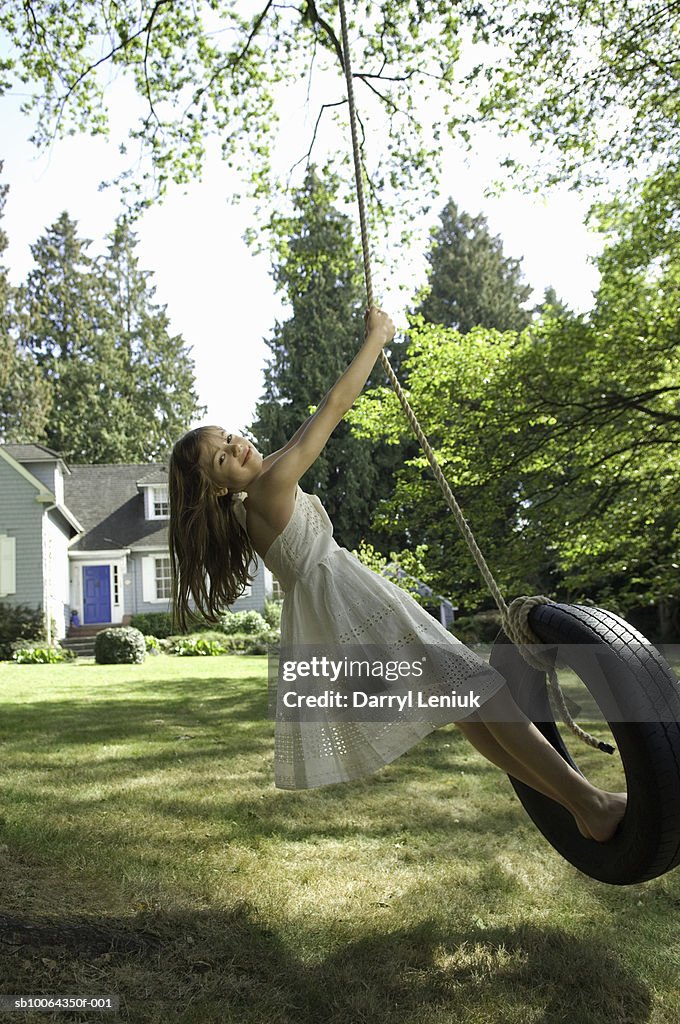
<box><xmin>262</xmin><ymin>307</ymin><xmax>395</xmax><ymax>488</ymax></box>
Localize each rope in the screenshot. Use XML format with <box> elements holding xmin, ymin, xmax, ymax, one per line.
<box><xmin>336</xmin><ymin>0</ymin><xmax>612</xmax><ymax>755</ymax></box>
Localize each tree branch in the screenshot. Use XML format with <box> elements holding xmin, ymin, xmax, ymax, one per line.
<box><xmin>186</xmin><ymin>0</ymin><xmax>275</xmax><ymax>118</ymax></box>
<box><xmin>53</xmin><ymin>0</ymin><xmax>174</xmax><ymax>138</ymax></box>
<box><xmin>237</xmin><ymin>0</ymin><xmax>276</xmax><ymax>65</ymax></box>
<box><xmin>287</xmin><ymin>99</ymin><xmax>348</xmax><ymax>181</ymax></box>
<box><xmin>304</xmin><ymin>0</ymin><xmax>345</xmax><ymax>71</ymax></box>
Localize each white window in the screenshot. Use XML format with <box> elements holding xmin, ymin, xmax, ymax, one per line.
<box><xmin>152</xmin><ymin>486</ymin><xmax>169</xmax><ymax>518</ymax></box>
<box><xmin>155</xmin><ymin>557</ymin><xmax>171</xmax><ymax>600</ymax></box>
<box><xmin>271</xmin><ymin>578</ymin><xmax>283</xmax><ymax>601</ymax></box>
<box><xmin>112</xmin><ymin>565</ymin><xmax>120</xmax><ymax>607</ymax></box>
<box><xmin>142</xmin><ymin>554</ymin><xmax>171</xmax><ymax>604</ymax></box>
<box><xmin>0</xmin><ymin>534</ymin><xmax>16</xmax><ymax>597</ymax></box>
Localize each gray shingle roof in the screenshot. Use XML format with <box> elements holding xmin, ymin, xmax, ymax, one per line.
<box><xmin>3</xmin><ymin>443</ymin><xmax>67</xmax><ymax>465</ymax></box>
<box><xmin>136</xmin><ymin>468</ymin><xmax>168</xmax><ymax>486</ymax></box>
<box><xmin>64</xmin><ymin>463</ymin><xmax>169</xmax><ymax>551</ymax></box>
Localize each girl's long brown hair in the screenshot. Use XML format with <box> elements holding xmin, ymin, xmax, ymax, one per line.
<box><xmin>168</xmin><ymin>427</ymin><xmax>256</xmax><ymax>631</ymax></box>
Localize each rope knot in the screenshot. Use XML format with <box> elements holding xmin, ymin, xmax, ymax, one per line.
<box><xmin>501</xmin><ymin>595</ymin><xmax>615</xmax><ymax>755</ymax></box>
<box><xmin>501</xmin><ymin>595</ymin><xmax>555</xmax><ymax>672</ymax></box>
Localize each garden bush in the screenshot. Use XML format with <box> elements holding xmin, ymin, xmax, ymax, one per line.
<box><xmin>263</xmin><ymin>599</ymin><xmax>283</xmax><ymax>630</ymax></box>
<box><xmin>163</xmin><ymin>631</ymin><xmax>223</xmax><ymax>653</ymax></box>
<box><xmin>129</xmin><ymin>612</ymin><xmax>173</xmax><ymax>639</ymax></box>
<box><xmin>241</xmin><ymin>629</ymin><xmax>279</xmax><ymax>655</ymax></box>
<box><xmin>219</xmin><ymin>610</ymin><xmax>268</xmax><ymax>635</ymax></box>
<box><xmin>162</xmin><ymin>629</ymin><xmax>278</xmax><ymax>655</ymax></box>
<box><xmin>12</xmin><ymin>644</ymin><xmax>76</xmax><ymax>664</ymax></box>
<box><xmin>450</xmin><ymin>610</ymin><xmax>503</xmax><ymax>644</ymax></box>
<box><xmin>173</xmin><ymin>636</ymin><xmax>227</xmax><ymax>657</ymax></box>
<box><xmin>0</xmin><ymin>602</ymin><xmax>45</xmax><ymax>660</ymax></box>
<box><xmin>94</xmin><ymin>627</ymin><xmax>146</xmax><ymax>665</ymax></box>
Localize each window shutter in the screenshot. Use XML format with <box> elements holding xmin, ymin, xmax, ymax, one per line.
<box><xmin>141</xmin><ymin>556</ymin><xmax>155</xmax><ymax>603</ymax></box>
<box><xmin>0</xmin><ymin>535</ymin><xmax>16</xmax><ymax>597</ymax></box>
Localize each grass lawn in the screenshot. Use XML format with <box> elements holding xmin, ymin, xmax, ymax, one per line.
<box><xmin>0</xmin><ymin>652</ymin><xmax>679</xmax><ymax>1023</ymax></box>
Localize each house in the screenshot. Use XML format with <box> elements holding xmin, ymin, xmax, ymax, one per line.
<box><xmin>0</xmin><ymin>443</ymin><xmax>274</xmax><ymax>642</ymax></box>
<box><xmin>383</xmin><ymin>562</ymin><xmax>457</xmax><ymax>629</ymax></box>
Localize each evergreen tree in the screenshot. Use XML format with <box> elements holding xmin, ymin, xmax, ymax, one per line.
<box><xmin>18</xmin><ymin>212</ymin><xmax>106</xmax><ymax>460</ymax></box>
<box><xmin>98</xmin><ymin>217</ymin><xmax>204</xmax><ymax>460</ymax></box>
<box><xmin>18</xmin><ymin>212</ymin><xmax>203</xmax><ymax>462</ymax></box>
<box><xmin>535</xmin><ymin>286</ymin><xmax>571</xmax><ymax>319</ymax></box>
<box><xmin>250</xmin><ymin>170</ymin><xmax>400</xmax><ymax>550</ymax></box>
<box><xmin>0</xmin><ymin>165</ymin><xmax>51</xmax><ymax>442</ymax></box>
<box><xmin>417</xmin><ymin>200</ymin><xmax>533</xmax><ymax>333</ymax></box>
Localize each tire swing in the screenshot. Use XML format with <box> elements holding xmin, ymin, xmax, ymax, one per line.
<box><xmin>336</xmin><ymin>0</ymin><xmax>680</xmax><ymax>884</ymax></box>
<box><xmin>490</xmin><ymin>600</ymin><xmax>680</xmax><ymax>885</ymax></box>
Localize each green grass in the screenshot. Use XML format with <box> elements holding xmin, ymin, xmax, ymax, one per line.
<box><xmin>0</xmin><ymin>654</ymin><xmax>678</xmax><ymax>1023</ymax></box>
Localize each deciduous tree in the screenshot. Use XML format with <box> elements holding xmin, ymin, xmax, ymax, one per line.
<box><xmin>1</xmin><ymin>1</ymin><xmax>676</xmax><ymax>209</ymax></box>
<box><xmin>349</xmin><ymin>185</ymin><xmax>680</xmax><ymax>632</ymax></box>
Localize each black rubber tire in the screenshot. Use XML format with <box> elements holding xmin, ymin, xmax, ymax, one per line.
<box><xmin>489</xmin><ymin>602</ymin><xmax>680</xmax><ymax>885</ymax></box>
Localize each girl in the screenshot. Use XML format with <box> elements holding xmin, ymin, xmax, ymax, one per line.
<box><xmin>169</xmin><ymin>307</ymin><xmax>626</xmax><ymax>843</ymax></box>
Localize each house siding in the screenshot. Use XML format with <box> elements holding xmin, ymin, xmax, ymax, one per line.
<box><xmin>237</xmin><ymin>559</ymin><xmax>272</xmax><ymax>614</ymax></box>
<box><xmin>127</xmin><ymin>550</ymin><xmax>272</xmax><ymax>618</ymax></box>
<box><xmin>23</xmin><ymin>462</ymin><xmax>64</xmax><ymax>505</ymax></box>
<box><xmin>44</xmin><ymin>509</ymin><xmax>72</xmax><ymax>637</ymax></box>
<box><xmin>0</xmin><ymin>458</ymin><xmax>44</xmax><ymax>610</ymax></box>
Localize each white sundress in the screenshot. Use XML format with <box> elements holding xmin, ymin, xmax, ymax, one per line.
<box><xmin>258</xmin><ymin>487</ymin><xmax>507</xmax><ymax>789</ymax></box>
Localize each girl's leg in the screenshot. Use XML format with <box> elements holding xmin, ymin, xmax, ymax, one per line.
<box><xmin>456</xmin><ymin>685</ymin><xmax>627</xmax><ymax>842</ymax></box>
<box><xmin>456</xmin><ymin>717</ymin><xmax>593</xmax><ymax>838</ymax></box>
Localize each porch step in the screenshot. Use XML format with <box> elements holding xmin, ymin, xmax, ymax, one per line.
<box><xmin>61</xmin><ymin>635</ymin><xmax>96</xmax><ymax>658</ymax></box>
<box><xmin>68</xmin><ymin>623</ymin><xmax>114</xmax><ymax>638</ymax></box>
<box><xmin>62</xmin><ymin>623</ymin><xmax>116</xmax><ymax>658</ymax></box>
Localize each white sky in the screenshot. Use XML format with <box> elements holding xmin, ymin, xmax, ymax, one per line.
<box><xmin>1</xmin><ymin>52</ymin><xmax>605</xmax><ymax>438</ymax></box>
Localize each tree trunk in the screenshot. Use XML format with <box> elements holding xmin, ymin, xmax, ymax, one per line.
<box><xmin>658</xmin><ymin>597</ymin><xmax>680</xmax><ymax>642</ymax></box>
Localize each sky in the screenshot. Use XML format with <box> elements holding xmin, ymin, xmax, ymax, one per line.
<box><xmin>1</xmin><ymin>40</ymin><xmax>606</xmax><ymax>438</ymax></box>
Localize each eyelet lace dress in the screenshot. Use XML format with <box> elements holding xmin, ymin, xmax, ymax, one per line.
<box><xmin>259</xmin><ymin>487</ymin><xmax>507</xmax><ymax>789</ymax></box>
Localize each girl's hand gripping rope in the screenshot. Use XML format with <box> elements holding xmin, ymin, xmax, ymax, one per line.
<box><xmin>364</xmin><ymin>306</ymin><xmax>395</xmax><ymax>346</ymax></box>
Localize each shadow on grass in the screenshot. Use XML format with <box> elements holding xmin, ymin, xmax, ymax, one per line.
<box><xmin>0</xmin><ymin>685</ymin><xmax>530</xmax><ymax>859</ymax></box>
<box><xmin>0</xmin><ymin>903</ymin><xmax>651</xmax><ymax>1024</ymax></box>
<box><xmin>0</xmin><ymin>684</ymin><xmax>270</xmax><ymax>752</ymax></box>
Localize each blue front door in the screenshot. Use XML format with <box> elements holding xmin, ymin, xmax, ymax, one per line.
<box><xmin>83</xmin><ymin>565</ymin><xmax>111</xmax><ymax>624</ymax></box>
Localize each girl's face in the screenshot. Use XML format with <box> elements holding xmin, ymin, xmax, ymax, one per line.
<box><xmin>200</xmin><ymin>426</ymin><xmax>262</xmax><ymax>494</ymax></box>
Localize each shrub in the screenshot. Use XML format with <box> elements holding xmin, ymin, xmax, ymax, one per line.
<box><xmin>451</xmin><ymin>611</ymin><xmax>503</xmax><ymax>645</ymax></box>
<box><xmin>173</xmin><ymin>636</ymin><xmax>227</xmax><ymax>657</ymax></box>
<box><xmin>241</xmin><ymin>630</ymin><xmax>279</xmax><ymax>655</ymax></box>
<box><xmin>163</xmin><ymin>630</ymin><xmax>223</xmax><ymax>652</ymax></box>
<box><xmin>219</xmin><ymin>610</ymin><xmax>268</xmax><ymax>635</ymax></box>
<box><xmin>189</xmin><ymin>618</ymin><xmax>227</xmax><ymax>633</ymax></box>
<box><xmin>163</xmin><ymin>629</ymin><xmax>278</xmax><ymax>655</ymax></box>
<box><xmin>129</xmin><ymin>612</ymin><xmax>173</xmax><ymax>639</ymax></box>
<box><xmin>12</xmin><ymin>645</ymin><xmax>76</xmax><ymax>664</ymax></box>
<box><xmin>263</xmin><ymin>599</ymin><xmax>283</xmax><ymax>630</ymax></box>
<box><xmin>0</xmin><ymin>602</ymin><xmax>45</xmax><ymax>660</ymax></box>
<box><xmin>94</xmin><ymin>627</ymin><xmax>146</xmax><ymax>665</ymax></box>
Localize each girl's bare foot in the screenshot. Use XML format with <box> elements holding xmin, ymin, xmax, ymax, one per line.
<box><xmin>573</xmin><ymin>791</ymin><xmax>627</xmax><ymax>842</ymax></box>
